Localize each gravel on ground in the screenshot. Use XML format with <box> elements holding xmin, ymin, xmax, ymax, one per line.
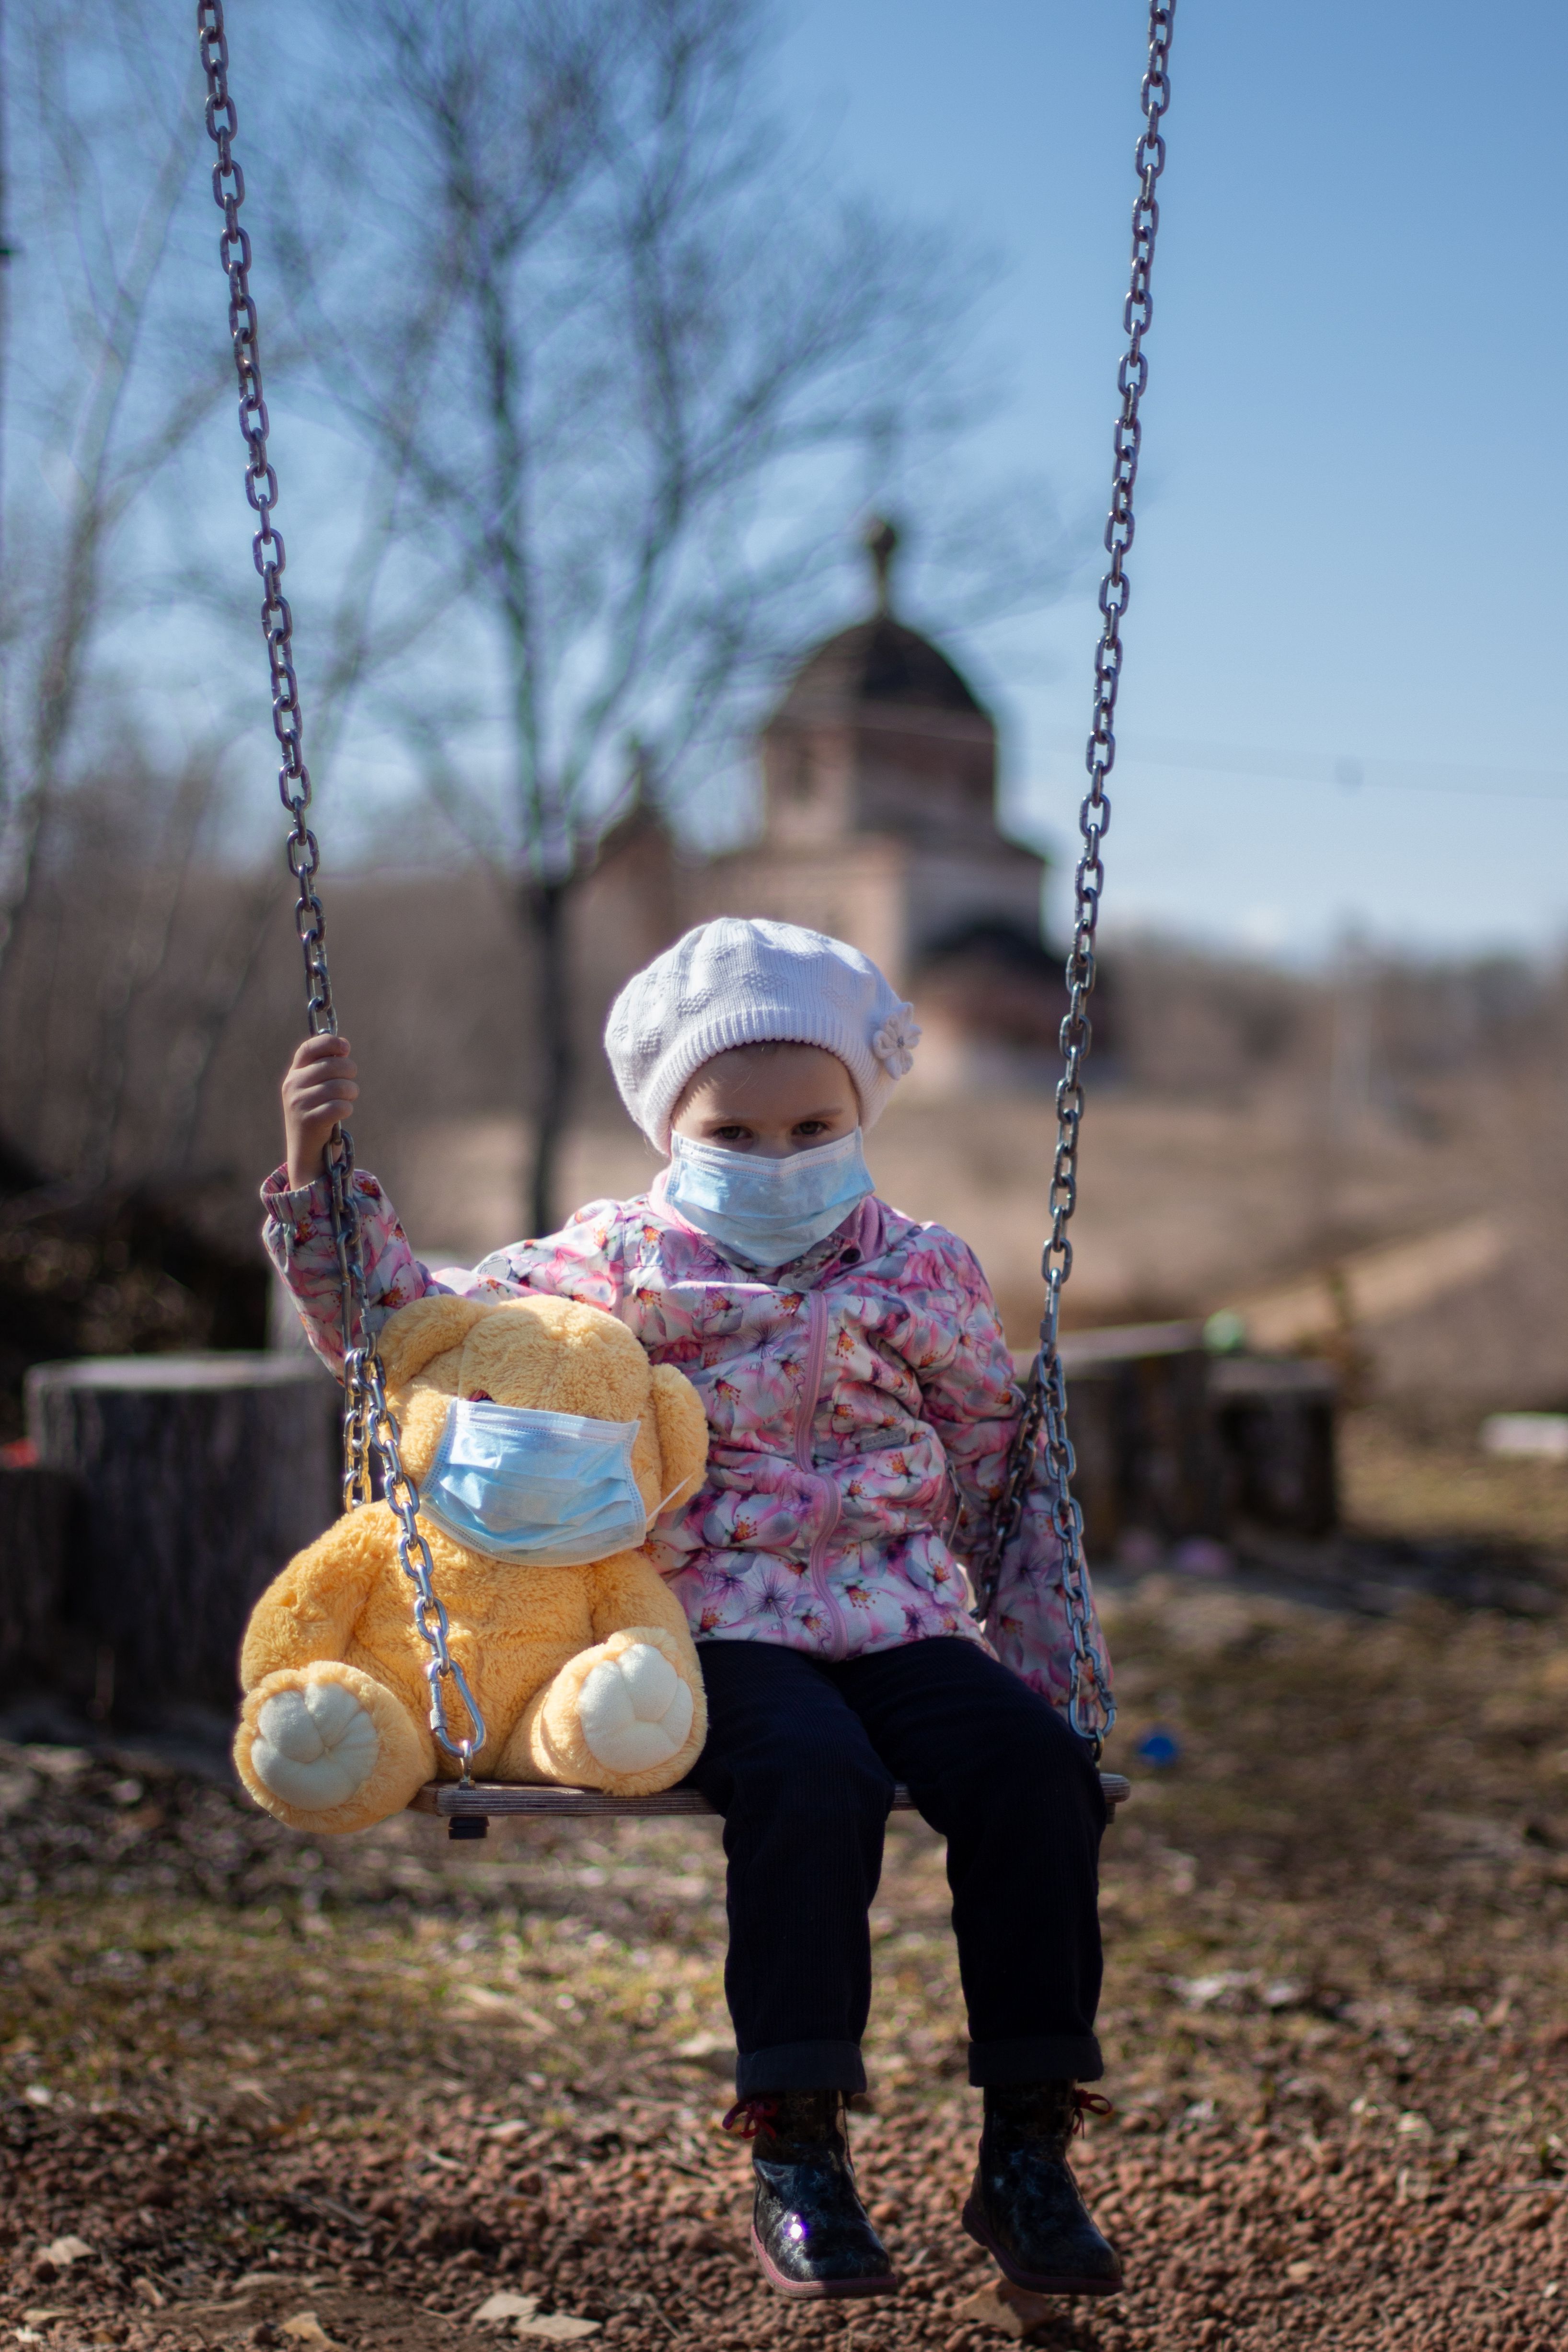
<box><xmin>2</xmin><ymin>1569</ymin><xmax>1566</xmax><ymax>2351</ymax></box>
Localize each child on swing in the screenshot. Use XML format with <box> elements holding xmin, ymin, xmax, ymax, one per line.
<box><xmin>267</xmin><ymin>915</ymin><xmax>1118</xmax><ymax>2305</ymax></box>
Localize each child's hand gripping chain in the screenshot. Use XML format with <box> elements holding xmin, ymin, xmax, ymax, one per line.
<box><xmin>281</xmin><ymin>1031</ymin><xmax>359</xmax><ymax>1190</ymax></box>
<box><xmin>234</xmin><ymin>1290</ymin><xmax>710</xmax><ymax>1832</ymax></box>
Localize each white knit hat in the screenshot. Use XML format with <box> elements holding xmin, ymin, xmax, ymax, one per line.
<box><xmin>605</xmin><ymin>917</ymin><xmax>922</xmax><ymax>1151</ymax></box>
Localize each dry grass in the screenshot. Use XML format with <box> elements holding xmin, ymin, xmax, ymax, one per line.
<box><xmin>1341</xmin><ymin>1410</ymin><xmax>1568</xmax><ymax>1552</ymax></box>
<box><xmin>2</xmin><ymin>1425</ymin><xmax>1567</xmax><ymax>2349</ymax></box>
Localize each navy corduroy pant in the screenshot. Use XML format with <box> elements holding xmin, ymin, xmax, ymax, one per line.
<box><xmin>683</xmin><ymin>1636</ymin><xmax>1106</xmax><ymax>2099</ymax></box>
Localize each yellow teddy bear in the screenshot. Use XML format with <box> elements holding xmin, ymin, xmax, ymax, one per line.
<box><xmin>233</xmin><ymin>1290</ymin><xmax>710</xmax><ymax>1833</ymax></box>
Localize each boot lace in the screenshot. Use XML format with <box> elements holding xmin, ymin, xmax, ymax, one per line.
<box><xmin>721</xmin><ymin>2096</ymin><xmax>780</xmax><ymax>2140</ymax></box>
<box><xmin>1071</xmin><ymin>2089</ymin><xmax>1115</xmax><ymax>2135</ymax></box>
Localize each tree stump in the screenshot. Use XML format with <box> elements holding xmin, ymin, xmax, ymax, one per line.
<box><xmin>1210</xmin><ymin>1353</ymin><xmax>1339</xmax><ymax>1537</ymax></box>
<box><xmin>1039</xmin><ymin>1325</ymin><xmax>1341</xmax><ymax>1556</ymax></box>
<box><xmin>0</xmin><ymin>1466</ymin><xmax>76</xmax><ymax>1691</ymax></box>
<box><xmin>25</xmin><ymin>1355</ymin><xmax>340</xmax><ymax>1720</ymax></box>
<box><xmin>1056</xmin><ymin>1322</ymin><xmax>1225</xmax><ymax>1555</ymax></box>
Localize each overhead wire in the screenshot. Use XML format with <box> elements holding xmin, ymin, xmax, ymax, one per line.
<box><xmin>1034</xmin><ymin>728</ymin><xmax>1568</xmax><ymax>805</ymax></box>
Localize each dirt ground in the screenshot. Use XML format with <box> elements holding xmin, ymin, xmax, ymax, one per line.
<box><xmin>2</xmin><ymin>1429</ymin><xmax>1567</xmax><ymax>2352</ymax></box>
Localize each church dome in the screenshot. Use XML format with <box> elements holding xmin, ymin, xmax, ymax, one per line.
<box><xmin>774</xmin><ymin>614</ymin><xmax>985</xmax><ymax>721</ymax></box>
<box><xmin>770</xmin><ymin>518</ymin><xmax>989</xmax><ymax>726</ymax></box>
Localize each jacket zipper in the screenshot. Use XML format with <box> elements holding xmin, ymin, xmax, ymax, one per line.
<box><xmin>795</xmin><ymin>1289</ymin><xmax>846</xmax><ymax>1653</ymax></box>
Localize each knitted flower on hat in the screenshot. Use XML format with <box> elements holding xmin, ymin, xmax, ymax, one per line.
<box><xmin>605</xmin><ymin>917</ymin><xmax>922</xmax><ymax>1151</ymax></box>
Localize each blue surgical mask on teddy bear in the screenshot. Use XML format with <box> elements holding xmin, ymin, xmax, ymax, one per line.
<box><xmin>419</xmin><ymin>1401</ymin><xmax>652</xmax><ymax>1565</ymax></box>
<box><xmin>664</xmin><ymin>1127</ymin><xmax>874</xmax><ymax>1269</ymax></box>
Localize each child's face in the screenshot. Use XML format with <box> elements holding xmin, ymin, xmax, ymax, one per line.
<box><xmin>670</xmin><ymin>1044</ymin><xmax>859</xmax><ymax>1158</ymax></box>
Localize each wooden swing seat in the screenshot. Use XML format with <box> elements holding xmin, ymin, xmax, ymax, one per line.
<box><xmin>412</xmin><ymin>1770</ymin><xmax>1131</xmax><ymax>1830</ymax></box>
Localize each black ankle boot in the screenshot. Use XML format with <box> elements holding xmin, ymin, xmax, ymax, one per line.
<box><xmin>725</xmin><ymin>2091</ymin><xmax>899</xmax><ymax>2299</ymax></box>
<box><xmin>961</xmin><ymin>2081</ymin><xmax>1123</xmax><ymax>2296</ymax></box>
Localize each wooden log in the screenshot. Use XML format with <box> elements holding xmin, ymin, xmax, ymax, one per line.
<box><xmin>1209</xmin><ymin>1354</ymin><xmax>1338</xmax><ymax>1537</ymax></box>
<box><xmin>25</xmin><ymin>1354</ymin><xmax>340</xmax><ymax>1718</ymax></box>
<box><xmin>0</xmin><ymin>1465</ymin><xmax>75</xmax><ymax>1689</ymax></box>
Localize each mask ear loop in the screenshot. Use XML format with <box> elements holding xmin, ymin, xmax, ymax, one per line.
<box><xmin>646</xmin><ymin>1476</ymin><xmax>694</xmax><ymax>1529</ymax></box>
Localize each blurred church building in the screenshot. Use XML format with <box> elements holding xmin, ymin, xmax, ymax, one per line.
<box><xmin>578</xmin><ymin>520</ymin><xmax>1068</xmax><ymax>1093</ymax></box>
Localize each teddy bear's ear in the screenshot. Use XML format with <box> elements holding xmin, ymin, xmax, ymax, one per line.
<box><xmin>648</xmin><ymin>1362</ymin><xmax>709</xmax><ymax>1510</ymax></box>
<box><xmin>380</xmin><ymin>1295</ymin><xmax>488</xmax><ymax>1391</ymax></box>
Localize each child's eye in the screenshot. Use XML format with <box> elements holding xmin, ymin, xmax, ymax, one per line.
<box><xmin>712</xmin><ymin>1124</ymin><xmax>751</xmax><ymax>1141</ymax></box>
<box><xmin>794</xmin><ymin>1120</ymin><xmax>828</xmax><ymax>1136</ymax></box>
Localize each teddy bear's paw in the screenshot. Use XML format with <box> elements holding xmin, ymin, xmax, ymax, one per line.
<box><xmin>577</xmin><ymin>1641</ymin><xmax>695</xmax><ymax>1775</ymax></box>
<box><xmin>251</xmin><ymin>1680</ymin><xmax>380</xmax><ymax>1810</ymax></box>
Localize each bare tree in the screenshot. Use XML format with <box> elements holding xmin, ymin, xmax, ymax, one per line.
<box><xmin>265</xmin><ymin>0</ymin><xmax>1015</xmax><ymax>1231</ymax></box>
<box><xmin>0</xmin><ymin>2</ymin><xmax>237</xmax><ymax>1002</ymax></box>
<box><xmin>0</xmin><ymin>1</ymin><xmax>408</xmax><ymax>1196</ymax></box>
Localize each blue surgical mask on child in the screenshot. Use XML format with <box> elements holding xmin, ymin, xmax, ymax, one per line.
<box><xmin>665</xmin><ymin>1128</ymin><xmax>874</xmax><ymax>1269</ymax></box>
<box><xmin>419</xmin><ymin>1400</ymin><xmax>651</xmax><ymax>1565</ymax></box>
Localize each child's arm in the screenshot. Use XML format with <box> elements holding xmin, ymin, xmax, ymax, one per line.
<box><xmin>266</xmin><ymin>1036</ymin><xmax>632</xmax><ymax>1372</ymax></box>
<box><xmin>265</xmin><ymin>1032</ymin><xmax>413</xmax><ymax>1372</ymax></box>
<box><xmin>912</xmin><ymin>1226</ymin><xmax>1111</xmax><ymax>1717</ymax></box>
<box><xmin>263</xmin><ymin>1157</ymin><xmax>447</xmax><ymax>1375</ymax></box>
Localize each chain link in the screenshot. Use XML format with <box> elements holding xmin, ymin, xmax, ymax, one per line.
<box><xmin>197</xmin><ymin>0</ymin><xmax>485</xmax><ymax>1778</ymax></box>
<box><xmin>975</xmin><ymin>0</ymin><xmax>1176</xmax><ymax>1754</ymax></box>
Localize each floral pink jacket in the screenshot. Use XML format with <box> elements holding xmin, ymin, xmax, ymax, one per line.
<box><xmin>261</xmin><ymin>1166</ymin><xmax>1110</xmax><ymax>1714</ymax></box>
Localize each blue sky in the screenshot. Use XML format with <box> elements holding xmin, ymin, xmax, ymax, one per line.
<box><xmin>773</xmin><ymin>0</ymin><xmax>1568</xmax><ymax>961</ymax></box>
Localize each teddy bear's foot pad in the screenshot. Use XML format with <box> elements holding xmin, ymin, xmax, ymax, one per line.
<box><xmin>252</xmin><ymin>1681</ymin><xmax>380</xmax><ymax>1810</ymax></box>
<box><xmin>577</xmin><ymin>1642</ymin><xmax>695</xmax><ymax>1775</ymax></box>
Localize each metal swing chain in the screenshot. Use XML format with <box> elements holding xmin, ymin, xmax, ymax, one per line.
<box><xmin>976</xmin><ymin>0</ymin><xmax>1175</xmax><ymax>1752</ymax></box>
<box><xmin>196</xmin><ymin>0</ymin><xmax>486</xmax><ymax>1776</ymax></box>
